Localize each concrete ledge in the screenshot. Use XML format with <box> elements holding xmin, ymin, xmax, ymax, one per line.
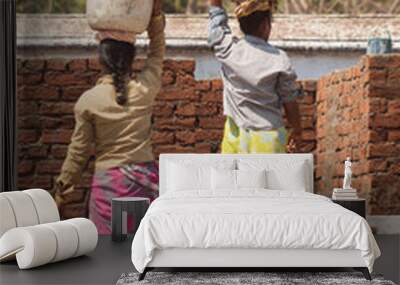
<box><xmin>17</xmin><ymin>13</ymin><xmax>400</xmax><ymax>51</ymax></box>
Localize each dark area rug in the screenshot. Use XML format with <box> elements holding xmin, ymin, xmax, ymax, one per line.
<box><xmin>116</xmin><ymin>272</ymin><xmax>396</xmax><ymax>285</ymax></box>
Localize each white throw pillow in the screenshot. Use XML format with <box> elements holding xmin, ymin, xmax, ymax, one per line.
<box><xmin>237</xmin><ymin>169</ymin><xmax>267</xmax><ymax>189</ymax></box>
<box><xmin>167</xmin><ymin>160</ymin><xmax>235</xmax><ymax>192</ymax></box>
<box><xmin>211</xmin><ymin>168</ymin><xmax>236</xmax><ymax>190</ymax></box>
<box><xmin>238</xmin><ymin>159</ymin><xmax>309</xmax><ymax>192</ymax></box>
<box><xmin>211</xmin><ymin>169</ymin><xmax>267</xmax><ymax>191</ymax></box>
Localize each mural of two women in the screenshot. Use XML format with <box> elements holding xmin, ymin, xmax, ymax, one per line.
<box><xmin>55</xmin><ymin>0</ymin><xmax>303</xmax><ymax>234</ymax></box>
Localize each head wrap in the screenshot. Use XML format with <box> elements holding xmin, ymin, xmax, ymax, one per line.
<box><xmin>96</xmin><ymin>30</ymin><xmax>136</xmax><ymax>44</ymax></box>
<box><xmin>234</xmin><ymin>0</ymin><xmax>276</xmax><ymax>18</ymax></box>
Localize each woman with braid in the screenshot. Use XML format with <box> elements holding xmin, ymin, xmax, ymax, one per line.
<box><xmin>55</xmin><ymin>0</ymin><xmax>165</xmax><ymax>234</ymax></box>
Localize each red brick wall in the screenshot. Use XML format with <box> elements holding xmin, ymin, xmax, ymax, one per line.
<box><xmin>316</xmin><ymin>55</ymin><xmax>400</xmax><ymax>214</ymax></box>
<box><xmin>16</xmin><ymin>57</ymin><xmax>316</xmax><ymax>218</ymax></box>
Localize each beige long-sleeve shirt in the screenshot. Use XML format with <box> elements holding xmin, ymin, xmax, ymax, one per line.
<box><xmin>57</xmin><ymin>14</ymin><xmax>165</xmax><ymax>188</ymax></box>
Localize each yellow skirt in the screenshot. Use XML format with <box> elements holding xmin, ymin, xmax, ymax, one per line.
<box><xmin>221</xmin><ymin>117</ymin><xmax>288</xmax><ymax>154</ymax></box>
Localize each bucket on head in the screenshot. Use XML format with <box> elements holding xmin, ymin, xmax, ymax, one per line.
<box><xmin>87</xmin><ymin>0</ymin><xmax>154</xmax><ymax>34</ymax></box>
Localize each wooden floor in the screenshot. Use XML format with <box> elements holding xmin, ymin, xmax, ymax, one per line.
<box><xmin>0</xmin><ymin>235</ymin><xmax>398</xmax><ymax>285</ymax></box>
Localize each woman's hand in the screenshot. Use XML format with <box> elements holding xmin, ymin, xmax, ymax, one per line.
<box><xmin>54</xmin><ymin>181</ymin><xmax>74</xmax><ymax>213</ymax></box>
<box><xmin>152</xmin><ymin>0</ymin><xmax>162</xmax><ymax>17</ymax></box>
<box><xmin>287</xmin><ymin>128</ymin><xmax>303</xmax><ymax>153</ymax></box>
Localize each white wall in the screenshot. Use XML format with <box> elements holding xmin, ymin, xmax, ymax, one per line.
<box><xmin>192</xmin><ymin>50</ymin><xmax>365</xmax><ymax>80</ymax></box>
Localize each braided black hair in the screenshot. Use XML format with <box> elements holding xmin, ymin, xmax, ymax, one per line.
<box><xmin>99</xmin><ymin>39</ymin><xmax>136</xmax><ymax>105</ymax></box>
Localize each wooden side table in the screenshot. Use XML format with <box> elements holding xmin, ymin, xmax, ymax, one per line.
<box><xmin>111</xmin><ymin>197</ymin><xmax>150</xmax><ymax>242</ymax></box>
<box><xmin>332</xmin><ymin>198</ymin><xmax>366</xmax><ymax>218</ymax></box>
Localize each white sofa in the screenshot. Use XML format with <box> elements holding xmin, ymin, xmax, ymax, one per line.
<box><xmin>0</xmin><ymin>189</ymin><xmax>98</xmax><ymax>269</ymax></box>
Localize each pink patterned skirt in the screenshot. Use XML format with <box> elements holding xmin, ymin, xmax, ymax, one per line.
<box><xmin>89</xmin><ymin>162</ymin><xmax>159</xmax><ymax>235</ymax></box>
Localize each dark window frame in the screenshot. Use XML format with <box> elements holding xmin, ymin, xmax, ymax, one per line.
<box><xmin>0</xmin><ymin>0</ymin><xmax>17</xmax><ymax>192</ymax></box>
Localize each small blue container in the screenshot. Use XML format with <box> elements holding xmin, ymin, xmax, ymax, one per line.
<box><xmin>367</xmin><ymin>37</ymin><xmax>393</xmax><ymax>54</ymax></box>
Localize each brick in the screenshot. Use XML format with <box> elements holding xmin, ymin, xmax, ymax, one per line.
<box><xmin>299</xmin><ymin>105</ymin><xmax>314</xmax><ymax>116</ymax></box>
<box><xmin>42</xmin><ymin>130</ymin><xmax>73</xmax><ymax>144</ymax></box>
<box><xmin>19</xmin><ymin>60</ymin><xmax>45</xmax><ymax>73</ymax></box>
<box><xmin>18</xmin><ymin>161</ymin><xmax>34</xmax><ymax>175</ymax></box>
<box><xmin>39</xmin><ymin>102</ymin><xmax>75</xmax><ymax>115</ymax></box>
<box><xmin>195</xmin><ymin>129</ymin><xmax>223</xmax><ymax>142</ymax></box>
<box><xmin>301</xmin><ymin>130</ymin><xmax>316</xmax><ymax>141</ymax></box>
<box><xmin>211</xmin><ymin>79</ymin><xmax>223</xmax><ymax>91</ymax></box>
<box><xmin>18</xmin><ymin>73</ymin><xmax>44</xmax><ymax>85</ymax></box>
<box><xmin>199</xmin><ymin>116</ymin><xmax>225</xmax><ymax>129</ymax></box>
<box><xmin>298</xmin><ymin>94</ymin><xmax>315</xmax><ymax>104</ymax></box>
<box><xmin>389</xmin><ymin>161</ymin><xmax>400</xmax><ymax>174</ymax></box>
<box><xmin>175</xmin><ymin>117</ymin><xmax>196</xmax><ymax>128</ymax></box>
<box><xmin>151</xmin><ymin>131</ymin><xmax>174</xmax><ymax>144</ymax></box>
<box><xmin>368</xmin><ymin>70</ymin><xmax>387</xmax><ymax>87</ymax></box>
<box><xmin>369</xmin><ymin>86</ymin><xmax>400</xmax><ymax>99</ymax></box>
<box><xmin>34</xmin><ymin>175</ymin><xmax>53</xmax><ymax>190</ymax></box>
<box><xmin>162</xmin><ymin>70</ymin><xmax>175</xmax><ymax>85</ymax></box>
<box><xmin>369</xmin><ymin>98</ymin><xmax>387</xmax><ymax>113</ymax></box>
<box><xmin>27</xmin><ymin>146</ymin><xmax>49</xmax><ymax>158</ymax></box>
<box><xmin>202</xmin><ymin>91</ymin><xmax>223</xmax><ymax>103</ymax></box>
<box><xmin>195</xmin><ymin>143</ymin><xmax>213</xmax><ymax>153</ymax></box>
<box><xmin>87</xmin><ymin>58</ymin><xmax>102</xmax><ymax>71</ymax></box>
<box><xmin>68</xmin><ymin>59</ymin><xmax>87</xmax><ymax>71</ymax></box>
<box><xmin>176</xmin><ymin>73</ymin><xmax>196</xmax><ymax>87</ymax></box>
<box><xmin>178</xmin><ymin>60</ymin><xmax>195</xmax><ymax>73</ymax></box>
<box><xmin>372</xmin><ymin>114</ymin><xmax>400</xmax><ymax>129</ymax></box>
<box><xmin>388</xmin><ymin>131</ymin><xmax>400</xmax><ymax>142</ymax></box>
<box><xmin>18</xmin><ymin>101</ymin><xmax>38</xmax><ymax>115</ymax></box>
<box><xmin>17</xmin><ymin>177</ymin><xmax>34</xmax><ymax>189</ymax></box>
<box><xmin>153</xmin><ymin>103</ymin><xmax>174</xmax><ymax>117</ymax></box>
<box><xmin>176</xmin><ymin>130</ymin><xmax>196</xmax><ymax>145</ymax></box>
<box><xmin>196</xmin><ymin>103</ymin><xmax>218</xmax><ymax>116</ymax></box>
<box><xmin>18</xmin><ymin>85</ymin><xmax>59</xmax><ymax>101</ymax></box>
<box><xmin>196</xmin><ymin>81</ymin><xmax>211</xmax><ymax>91</ymax></box>
<box><xmin>40</xmin><ymin>117</ymin><xmax>62</xmax><ymax>129</ymax></box>
<box><xmin>62</xmin><ymin>86</ymin><xmax>89</xmax><ymax>101</ymax></box>
<box><xmin>387</xmin><ymin>69</ymin><xmax>400</xmax><ymax>87</ymax></box>
<box><xmin>18</xmin><ymin>116</ymin><xmax>40</xmax><ymax>129</ymax></box>
<box><xmin>176</xmin><ymin>103</ymin><xmax>196</xmax><ymax>117</ymax></box>
<box><xmin>18</xmin><ymin>130</ymin><xmax>38</xmax><ymax>144</ymax></box>
<box><xmin>366</xmin><ymin>55</ymin><xmax>400</xmax><ymax>69</ymax></box>
<box><xmin>45</xmin><ymin>72</ymin><xmax>89</xmax><ymax>86</ymax></box>
<box><xmin>153</xmin><ymin>145</ymin><xmax>195</xmax><ymax>157</ymax></box>
<box><xmin>47</xmin><ymin>59</ymin><xmax>69</xmax><ymax>71</ymax></box>
<box><xmin>158</xmin><ymin>87</ymin><xmax>198</xmax><ymax>101</ymax></box>
<box><xmin>388</xmin><ymin>100</ymin><xmax>400</xmax><ymax>113</ymax></box>
<box><xmin>37</xmin><ymin>160</ymin><xmax>63</xmax><ymax>174</ymax></box>
<box><xmin>367</xmin><ymin>159</ymin><xmax>387</xmax><ymax>172</ymax></box>
<box><xmin>153</xmin><ymin>118</ymin><xmax>175</xmax><ymax>130</ymax></box>
<box><xmin>367</xmin><ymin>143</ymin><xmax>400</xmax><ymax>158</ymax></box>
